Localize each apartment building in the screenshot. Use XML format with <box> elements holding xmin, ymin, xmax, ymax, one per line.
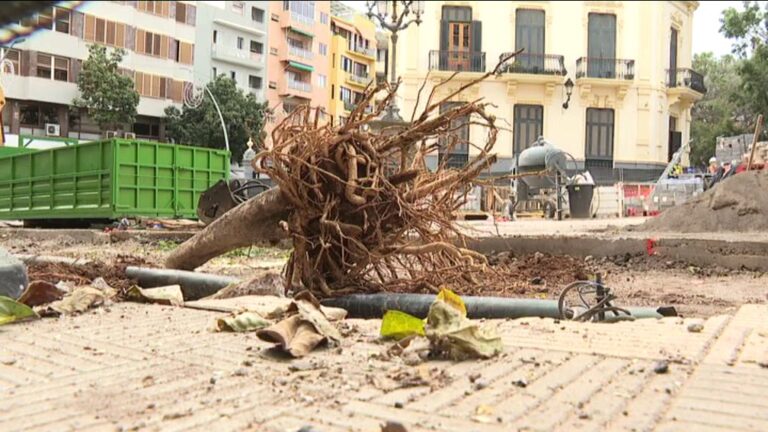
<box><xmin>194</xmin><ymin>1</ymin><xmax>268</xmax><ymax>100</ymax></box>
<box><xmin>395</xmin><ymin>1</ymin><xmax>705</xmax><ymax>183</ymax></box>
<box><xmin>265</xmin><ymin>0</ymin><xmax>331</xmax><ymax>122</ymax></box>
<box><xmin>1</xmin><ymin>1</ymin><xmax>197</xmax><ymax>142</ymax></box>
<box><xmin>328</xmin><ymin>2</ymin><xmax>377</xmax><ymax>125</ymax></box>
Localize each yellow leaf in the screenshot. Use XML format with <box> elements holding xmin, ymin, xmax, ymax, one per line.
<box><xmin>380</xmin><ymin>310</ymin><xmax>425</xmax><ymax>340</ymax></box>
<box><xmin>437</xmin><ymin>288</ymin><xmax>467</xmax><ymax>317</ymax></box>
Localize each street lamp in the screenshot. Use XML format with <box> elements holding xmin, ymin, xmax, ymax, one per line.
<box><xmin>366</xmin><ymin>1</ymin><xmax>425</xmax><ymax>123</ymax></box>
<box><xmin>562</xmin><ymin>77</ymin><xmax>574</xmax><ymax>110</ymax></box>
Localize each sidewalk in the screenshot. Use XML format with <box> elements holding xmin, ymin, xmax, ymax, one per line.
<box><xmin>0</xmin><ymin>299</ymin><xmax>766</xmax><ymax>431</ymax></box>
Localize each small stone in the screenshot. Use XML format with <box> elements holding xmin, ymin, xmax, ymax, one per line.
<box><xmin>0</xmin><ymin>357</ymin><xmax>16</xmax><ymax>366</ymax></box>
<box><xmin>394</xmin><ymin>401</ymin><xmax>404</xmax><ymax>409</ymax></box>
<box><xmin>468</xmin><ymin>373</ymin><xmax>481</xmax><ymax>383</ymax></box>
<box><xmin>275</xmin><ymin>377</ymin><xmax>289</xmax><ymax>386</ymax></box>
<box><xmin>381</xmin><ymin>421</ymin><xmax>408</xmax><ymax>432</ymax></box>
<box><xmin>474</xmin><ymin>379</ymin><xmax>489</xmax><ymax>390</ymax></box>
<box><xmin>242</xmin><ymin>360</ymin><xmax>253</xmax><ymax>367</ymax></box>
<box><xmin>289</xmin><ymin>360</ymin><xmax>314</xmax><ymax>372</ymax></box>
<box><xmin>653</xmin><ymin>361</ymin><xmax>669</xmax><ymax>374</ymax></box>
<box><xmin>622</xmin><ymin>410</ymin><xmax>628</xmax><ymax>416</ymax></box>
<box><xmin>513</xmin><ymin>379</ymin><xmax>528</xmax><ymax>388</ymax></box>
<box><xmin>232</xmin><ymin>368</ymin><xmax>248</xmax><ymax>377</ymax></box>
<box><xmin>146</xmin><ymin>403</ymin><xmax>156</xmax><ymax>410</ymax></box>
<box><xmin>530</xmin><ymin>277</ymin><xmax>544</xmax><ymax>285</ymax></box>
<box><xmin>687</xmin><ymin>322</ymin><xmax>704</xmax><ymax>333</ymax></box>
<box><xmin>296</xmin><ymin>427</ymin><xmax>323</xmax><ymax>432</ymax></box>
<box><xmin>210</xmin><ymin>371</ymin><xmax>223</xmax><ymax>384</ymax></box>
<box><xmin>758</xmin><ymin>361</ymin><xmax>768</xmax><ymax>369</ymax></box>
<box><xmin>578</xmin><ymin>412</ymin><xmax>590</xmax><ymax>420</ymax></box>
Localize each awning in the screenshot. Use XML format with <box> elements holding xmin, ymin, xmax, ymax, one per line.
<box><xmin>287</xmin><ymin>61</ymin><xmax>314</xmax><ymax>72</ymax></box>
<box><xmin>288</xmin><ymin>26</ymin><xmax>314</xmax><ymax>38</ymax></box>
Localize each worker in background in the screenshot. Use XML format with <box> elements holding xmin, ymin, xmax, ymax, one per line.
<box><xmin>706</xmin><ymin>157</ymin><xmax>724</xmax><ymax>189</ymax></box>
<box><xmin>721</xmin><ymin>160</ymin><xmax>737</xmax><ymax>180</ymax></box>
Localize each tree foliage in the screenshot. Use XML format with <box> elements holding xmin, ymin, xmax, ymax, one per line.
<box><xmin>164</xmin><ymin>75</ymin><xmax>267</xmax><ymax>162</ymax></box>
<box><xmin>73</xmin><ymin>44</ymin><xmax>139</xmax><ymax>131</ymax></box>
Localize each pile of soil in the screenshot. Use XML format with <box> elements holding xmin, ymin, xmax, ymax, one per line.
<box><xmin>27</xmin><ymin>255</ymin><xmax>149</xmax><ymax>292</ymax></box>
<box><xmin>487</xmin><ymin>252</ymin><xmax>593</xmax><ymax>295</ymax></box>
<box><xmin>634</xmin><ymin>170</ymin><xmax>768</xmax><ymax>233</ymax></box>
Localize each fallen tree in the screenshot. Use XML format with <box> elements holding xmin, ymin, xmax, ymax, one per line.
<box><xmin>166</xmin><ymin>52</ymin><xmax>521</xmax><ymax>297</ymax></box>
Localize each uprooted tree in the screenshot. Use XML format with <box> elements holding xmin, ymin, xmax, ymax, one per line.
<box><xmin>166</xmin><ymin>52</ymin><xmax>522</xmax><ymax>298</ymax></box>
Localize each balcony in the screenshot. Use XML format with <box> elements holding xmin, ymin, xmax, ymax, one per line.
<box><xmin>211</xmin><ymin>45</ymin><xmax>265</xmax><ymax>69</ymax></box>
<box><xmin>429</xmin><ymin>50</ymin><xmax>486</xmax><ymax>73</ymax></box>
<box><xmin>667</xmin><ymin>68</ymin><xmax>706</xmax><ymax>94</ymax></box>
<box><xmin>350</xmin><ymin>44</ymin><xmax>376</xmax><ymax>59</ymax></box>
<box><xmin>288</xmin><ymin>44</ymin><xmax>314</xmax><ymax>61</ymax></box>
<box><xmin>501</xmin><ymin>53</ymin><xmax>566</xmax><ymax>76</ymax></box>
<box><xmin>290</xmin><ymin>11</ymin><xmax>313</xmax><ymax>26</ymax></box>
<box><xmin>287</xmin><ymin>78</ymin><xmax>312</xmax><ymax>93</ymax></box>
<box><xmin>343</xmin><ymin>100</ymin><xmax>373</xmax><ymax>113</ymax></box>
<box><xmin>346</xmin><ymin>73</ymin><xmax>371</xmax><ymax>87</ymax></box>
<box><xmin>576</xmin><ymin>57</ymin><xmax>635</xmax><ymax>80</ymax></box>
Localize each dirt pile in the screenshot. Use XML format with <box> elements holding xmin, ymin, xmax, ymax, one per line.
<box><xmin>634</xmin><ymin>170</ymin><xmax>768</xmax><ymax>232</ymax></box>
<box><xmin>27</xmin><ymin>255</ymin><xmax>149</xmax><ymax>292</ymax></box>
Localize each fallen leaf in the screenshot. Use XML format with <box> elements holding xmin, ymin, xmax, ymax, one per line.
<box><xmin>380</xmin><ymin>310</ymin><xmax>425</xmax><ymax>340</ymax></box>
<box><xmin>216</xmin><ymin>311</ymin><xmax>270</xmax><ymax>332</ymax></box>
<box><xmin>0</xmin><ymin>296</ymin><xmax>38</xmax><ymax>325</ymax></box>
<box><xmin>45</xmin><ymin>287</ymin><xmax>107</xmax><ymax>316</ymax></box>
<box><xmin>17</xmin><ymin>281</ymin><xmax>66</xmax><ymax>307</ymax></box>
<box><xmin>426</xmin><ymin>299</ymin><xmax>503</xmax><ymax>360</ymax></box>
<box><xmin>126</xmin><ymin>285</ymin><xmax>184</xmax><ymax>306</ymax></box>
<box><xmin>437</xmin><ymin>288</ymin><xmax>467</xmax><ymax>316</ymax></box>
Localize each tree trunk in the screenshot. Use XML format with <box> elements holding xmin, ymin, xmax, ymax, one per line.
<box><xmin>165</xmin><ymin>187</ymin><xmax>291</xmax><ymax>270</ymax></box>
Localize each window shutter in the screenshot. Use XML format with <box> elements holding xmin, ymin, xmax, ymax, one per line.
<box><xmin>186</xmin><ymin>5</ymin><xmax>196</xmax><ymax>26</ymax></box>
<box><xmin>116</xmin><ymin>23</ymin><xmax>125</xmax><ymax>48</ymax></box>
<box><xmin>160</xmin><ymin>35</ymin><xmax>169</xmax><ymax>58</ymax></box>
<box><xmin>471</xmin><ymin>21</ymin><xmax>482</xmax><ymax>71</ymax></box>
<box><xmin>84</xmin><ymin>14</ymin><xmax>95</xmax><ymax>41</ymax></box>
<box><xmin>136</xmin><ymin>30</ymin><xmax>145</xmax><ymax>54</ymax></box>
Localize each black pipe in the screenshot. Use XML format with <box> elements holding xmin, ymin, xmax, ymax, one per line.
<box><xmin>126</xmin><ymin>267</ymin><xmax>239</xmax><ymax>300</ymax></box>
<box><xmin>321</xmin><ymin>293</ymin><xmax>675</xmax><ymax>320</ymax></box>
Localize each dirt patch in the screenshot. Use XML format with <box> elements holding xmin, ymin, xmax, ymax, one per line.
<box><xmin>486</xmin><ymin>252</ymin><xmax>592</xmax><ymax>296</ymax></box>
<box><xmin>633</xmin><ymin>170</ymin><xmax>768</xmax><ymax>232</ymax></box>
<box><xmin>27</xmin><ymin>255</ymin><xmax>151</xmax><ymax>292</ymax></box>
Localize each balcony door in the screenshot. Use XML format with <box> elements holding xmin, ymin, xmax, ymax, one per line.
<box><xmin>440</xmin><ymin>6</ymin><xmax>482</xmax><ymax>72</ymax></box>
<box><xmin>515</xmin><ymin>9</ymin><xmax>545</xmax><ymax>72</ymax></box>
<box><xmin>587</xmin><ymin>13</ymin><xmax>616</xmax><ymax>78</ymax></box>
<box><xmin>669</xmin><ymin>27</ymin><xmax>678</xmax><ymax>86</ymax></box>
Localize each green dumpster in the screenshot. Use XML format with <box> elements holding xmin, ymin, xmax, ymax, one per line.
<box><xmin>0</xmin><ymin>139</ymin><xmax>229</xmax><ymax>220</ymax></box>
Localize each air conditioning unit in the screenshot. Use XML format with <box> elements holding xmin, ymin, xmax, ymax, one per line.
<box><xmin>45</xmin><ymin>123</ymin><xmax>60</xmax><ymax>136</ymax></box>
<box><xmin>123</xmin><ymin>132</ymin><xmax>136</xmax><ymax>139</ymax></box>
<box><xmin>105</xmin><ymin>131</ymin><xmax>120</xmax><ymax>139</ymax></box>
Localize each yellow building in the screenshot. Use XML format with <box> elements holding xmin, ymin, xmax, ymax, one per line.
<box><xmin>395</xmin><ymin>1</ymin><xmax>705</xmax><ymax>183</ymax></box>
<box><xmin>328</xmin><ymin>4</ymin><xmax>377</xmax><ymax>126</ymax></box>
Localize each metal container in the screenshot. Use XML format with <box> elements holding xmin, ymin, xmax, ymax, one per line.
<box><xmin>516</xmin><ymin>138</ymin><xmax>567</xmax><ymax>190</ymax></box>
<box><xmin>0</xmin><ymin>139</ymin><xmax>229</xmax><ymax>220</ymax></box>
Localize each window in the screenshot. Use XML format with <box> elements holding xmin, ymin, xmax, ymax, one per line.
<box><xmin>19</xmin><ymin>104</ymin><xmax>58</xmax><ymax>127</ymax></box>
<box><xmin>232</xmin><ymin>1</ymin><xmax>244</xmax><ymax>14</ymax></box>
<box><xmin>319</xmin><ymin>43</ymin><xmax>327</xmax><ymax>56</ymax></box>
<box><xmin>320</xmin><ymin>12</ymin><xmax>328</xmax><ymax>24</ymax></box>
<box><xmin>134</xmin><ymin>71</ymin><xmax>169</xmax><ymax>98</ymax></box>
<box><xmin>331</xmin><ymin>84</ymin><xmax>334</xmax><ymax>98</ymax></box>
<box><xmin>585</xmin><ymin>108</ymin><xmax>615</xmax><ymax>182</ymax></box>
<box><xmin>285</xmin><ymin>1</ymin><xmax>315</xmax><ymax>22</ymax></box>
<box><xmin>250</xmin><ymin>41</ymin><xmax>263</xmax><ymax>54</ymax></box>
<box><xmin>136</xmin><ymin>30</ymin><xmax>168</xmax><ymax>57</ymax></box>
<box><xmin>339</xmin><ymin>87</ymin><xmax>352</xmax><ymax>103</ymax></box>
<box><xmin>0</xmin><ymin>49</ymin><xmax>20</xmax><ymax>75</ymax></box>
<box><xmin>34</xmin><ymin>7</ymin><xmax>70</xmax><ymax>34</ymax></box>
<box><xmin>340</xmin><ymin>56</ymin><xmax>352</xmax><ymax>73</ymax></box>
<box><xmin>212</xmin><ymin>67</ymin><xmax>217</xmax><ymax>78</ymax></box>
<box><xmin>587</xmin><ymin>13</ymin><xmax>617</xmax><ymax>78</ymax></box>
<box><xmin>179</xmin><ymin>41</ymin><xmax>194</xmax><ymax>64</ymax></box>
<box><xmin>252</xmin><ymin>7</ymin><xmax>265</xmax><ymax>23</ymax></box>
<box><xmin>176</xmin><ymin>2</ymin><xmax>187</xmax><ymax>23</ymax></box>
<box><xmin>249</xmin><ymin>75</ymin><xmax>262</xmax><ymax>89</ymax></box>
<box><xmin>271</xmin><ymin>13</ymin><xmax>280</xmax><ymax>22</ymax></box>
<box><xmin>36</xmin><ymin>53</ymin><xmax>69</xmax><ymax>82</ymax></box>
<box><xmin>237</xmin><ymin>37</ymin><xmax>244</xmax><ymax>50</ymax></box>
<box><xmin>213</xmin><ymin>30</ymin><xmax>218</xmax><ymax>44</ymax></box>
<box><xmin>85</xmin><ymin>15</ymin><xmax>126</xmax><ymax>47</ymax></box>
<box><xmin>513</xmin><ymin>105</ymin><xmax>543</xmax><ymax>155</ymax></box>
<box><xmin>269</xmin><ymin>81</ymin><xmax>277</xmax><ymax>89</ymax></box>
<box><xmin>231</xmin><ymin>71</ymin><xmax>236</xmax><ymax>82</ymax></box>
<box><xmin>138</xmin><ymin>1</ymin><xmax>169</xmax><ymax>17</ymax></box>
<box><xmin>515</xmin><ymin>9</ymin><xmax>545</xmax><ymax>71</ymax></box>
<box><xmin>270</xmin><ymin>47</ymin><xmax>278</xmax><ymax>55</ymax></box>
<box><xmin>353</xmin><ymin>62</ymin><xmax>368</xmax><ymax>78</ymax></box>
<box><xmin>317</xmin><ymin>74</ymin><xmax>326</xmax><ymax>88</ymax></box>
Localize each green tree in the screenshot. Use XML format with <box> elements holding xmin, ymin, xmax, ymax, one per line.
<box><xmin>719</xmin><ymin>1</ymin><xmax>768</xmax><ymax>132</ymax></box>
<box><xmin>164</xmin><ymin>75</ymin><xmax>267</xmax><ymax>162</ymax></box>
<box><xmin>689</xmin><ymin>52</ymin><xmax>745</xmax><ymax>166</ymax></box>
<box><xmin>73</xmin><ymin>44</ymin><xmax>139</xmax><ymax>132</ymax></box>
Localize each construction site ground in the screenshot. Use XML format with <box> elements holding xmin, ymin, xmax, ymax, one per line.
<box><xmin>1</xmin><ymin>218</ymin><xmax>767</xmax><ymax>431</ymax></box>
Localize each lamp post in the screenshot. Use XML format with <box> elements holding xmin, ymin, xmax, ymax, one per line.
<box><xmin>366</xmin><ymin>0</ymin><xmax>425</xmax><ymax>123</ymax></box>
<box><xmin>562</xmin><ymin>77</ymin><xmax>574</xmax><ymax>110</ymax></box>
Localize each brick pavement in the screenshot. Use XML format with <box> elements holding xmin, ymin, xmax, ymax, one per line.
<box><xmin>0</xmin><ymin>299</ymin><xmax>766</xmax><ymax>432</ymax></box>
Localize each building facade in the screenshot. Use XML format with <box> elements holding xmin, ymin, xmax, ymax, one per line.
<box><xmin>194</xmin><ymin>1</ymin><xmax>268</xmax><ymax>100</ymax></box>
<box><xmin>1</xmin><ymin>1</ymin><xmax>197</xmax><ymax>142</ymax></box>
<box><xmin>395</xmin><ymin>1</ymin><xmax>705</xmax><ymax>183</ymax></box>
<box><xmin>328</xmin><ymin>3</ymin><xmax>377</xmax><ymax>126</ymax></box>
<box><xmin>265</xmin><ymin>0</ymin><xmax>331</xmax><ymax>122</ymax></box>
